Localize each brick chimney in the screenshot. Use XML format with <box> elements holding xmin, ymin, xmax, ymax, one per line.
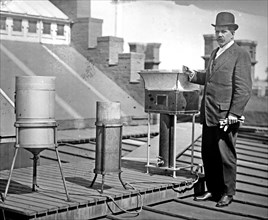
<box><xmin>202</xmin><ymin>34</ymin><xmax>218</xmax><ymax>69</ymax></box>
<box><xmin>97</xmin><ymin>36</ymin><xmax>124</xmax><ymax>65</ymax></box>
<box><xmin>129</xmin><ymin>43</ymin><xmax>147</xmax><ymax>54</ymax></box>
<box><xmin>235</xmin><ymin>40</ymin><xmax>257</xmax><ymax>80</ymax></box>
<box><xmin>129</xmin><ymin>42</ymin><xmax>161</xmax><ymax>70</ymax></box>
<box><xmin>118</xmin><ymin>52</ymin><xmax>145</xmax><ymax>83</ymax></box>
<box><xmin>88</xmin><ymin>18</ymin><xmax>103</xmax><ymax>48</ymax></box>
<box><xmin>145</xmin><ymin>43</ymin><xmax>161</xmax><ymax>69</ymax></box>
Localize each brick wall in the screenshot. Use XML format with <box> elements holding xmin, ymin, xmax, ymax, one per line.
<box><xmin>87</xmin><ymin>37</ymin><xmax>146</xmax><ymax>105</ymax></box>
<box><xmin>84</xmin><ymin>38</ymin><xmax>165</xmax><ymax>105</ymax></box>
<box><xmin>118</xmin><ymin>53</ymin><xmax>145</xmax><ymax>83</ymax></box>
<box><xmin>71</xmin><ymin>18</ymin><xmax>89</xmax><ymax>51</ymax></box>
<box><xmin>49</xmin><ymin>0</ymin><xmax>160</xmax><ymax>106</ymax></box>
<box><xmin>96</xmin><ymin>36</ymin><xmax>124</xmax><ymax>65</ymax></box>
<box><xmin>88</xmin><ymin>18</ymin><xmax>103</xmax><ymax>48</ymax></box>
<box><xmin>129</xmin><ymin>42</ymin><xmax>161</xmax><ymax>70</ymax></box>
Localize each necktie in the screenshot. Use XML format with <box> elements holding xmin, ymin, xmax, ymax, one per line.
<box><xmin>209</xmin><ymin>50</ymin><xmax>217</xmax><ymax>74</ymax></box>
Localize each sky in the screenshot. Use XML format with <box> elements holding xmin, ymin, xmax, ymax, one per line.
<box><xmin>91</xmin><ymin>0</ymin><xmax>268</xmax><ymax>80</ymax></box>
<box><xmin>174</xmin><ymin>0</ymin><xmax>267</xmax><ymax>17</ymax></box>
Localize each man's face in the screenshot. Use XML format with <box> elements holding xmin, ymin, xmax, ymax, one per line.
<box><xmin>215</xmin><ymin>26</ymin><xmax>234</xmax><ymax>47</ymax></box>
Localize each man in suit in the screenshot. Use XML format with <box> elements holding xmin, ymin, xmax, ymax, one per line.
<box><xmin>184</xmin><ymin>12</ymin><xmax>252</xmax><ymax>207</ymax></box>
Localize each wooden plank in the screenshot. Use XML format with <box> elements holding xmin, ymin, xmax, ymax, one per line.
<box><xmin>236</xmin><ymin>144</ymin><xmax>268</xmax><ymax>154</ymax></box>
<box><xmin>2</xmin><ymin>139</ymin><xmax>265</xmax><ymax>220</ymax></box>
<box><xmin>16</xmin><ymin>190</ymin><xmax>76</xmax><ymax>208</ymax></box>
<box><xmin>236</xmin><ymin>182</ymin><xmax>268</xmax><ymax>196</ymax></box>
<box><xmin>61</xmin><ymin>143</ymin><xmax>96</xmax><ymax>151</ymax></box>
<box><xmin>235</xmin><ymin>191</ymin><xmax>268</xmax><ymax>208</ymax></box>
<box><xmin>179</xmin><ymin>150</ymin><xmax>268</xmax><ymax>176</ymax></box>
<box><xmin>173</xmin><ymin>199</ymin><xmax>265</xmax><ymax>220</ymax></box>
<box><xmin>196</xmin><ymin>137</ymin><xmax>267</xmax><ymax>153</ymax></box>
<box><xmin>5</xmin><ymin>194</ymin><xmax>60</xmax><ymax>214</ymax></box>
<box><xmin>41</xmin><ymin>149</ymin><xmax>94</xmax><ymax>163</ymax></box>
<box><xmin>0</xmin><ymin>158</ymin><xmax>191</xmax><ymax>208</ymax></box>
<box><xmin>192</xmin><ymin>144</ymin><xmax>268</xmax><ymax>162</ymax></box>
<box><xmin>182</xmin><ymin>149</ymin><xmax>268</xmax><ymax>167</ymax></box>
<box><xmin>236</xmin><ymin>139</ymin><xmax>268</xmax><ymax>150</ymax></box>
<box><xmin>129</xmin><ymin>137</ymin><xmax>149</xmax><ymax>142</ymax></box>
<box><xmin>236</xmin><ymin>173</ymin><xmax>268</xmax><ymax>187</ymax></box>
<box><xmin>1</xmin><ymin>169</ymin><xmax>124</xmax><ymax>216</ymax></box>
<box><xmin>1</xmin><ymin>196</ymin><xmax>47</xmax><ymax>215</ymax></box>
<box><xmin>0</xmin><ymin>177</ymin><xmax>72</xmax><ymax>204</ymax></box>
<box><xmin>0</xmin><ymin>203</ymin><xmax>36</xmax><ymax>216</ymax></box>
<box><xmin>1</xmin><ymin>164</ymin><xmax>96</xmax><ymax>199</ymax></box>
<box><xmin>179</xmin><ymin>155</ymin><xmax>268</xmax><ymax>181</ymax></box>
<box><xmin>116</xmin><ymin>206</ymin><xmax>184</xmax><ymax>220</ymax></box>
<box><xmin>122</xmin><ymin>139</ymin><xmax>145</xmax><ymax>146</ymax></box>
<box><xmin>45</xmin><ymin>147</ymin><xmax>95</xmax><ymax>160</ymax></box>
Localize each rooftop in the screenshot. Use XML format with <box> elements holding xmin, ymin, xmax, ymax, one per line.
<box><xmin>0</xmin><ymin>123</ymin><xmax>267</xmax><ymax>219</ymax></box>
<box><xmin>0</xmin><ymin>0</ymin><xmax>69</xmax><ymax>21</ymax></box>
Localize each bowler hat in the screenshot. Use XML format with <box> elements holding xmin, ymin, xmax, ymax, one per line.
<box><xmin>212</xmin><ymin>12</ymin><xmax>239</xmax><ymax>30</ymax></box>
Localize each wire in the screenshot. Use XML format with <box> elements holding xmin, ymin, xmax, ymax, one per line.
<box><xmin>35</xmin><ymin>183</ymin><xmax>144</xmax><ymax>215</ymax></box>
<box><xmin>0</xmin><ymin>168</ymin><xmax>199</xmax><ymax>219</ymax></box>
<box><xmin>30</xmin><ymin>163</ymin><xmax>200</xmax><ymax>217</ymax></box>
<box><xmin>105</xmin><ymin>193</ymin><xmax>143</xmax><ymax>215</ymax></box>
<box><xmin>172</xmin><ymin>168</ymin><xmax>200</xmax><ymax>193</ymax></box>
<box><xmin>125</xmin><ymin>166</ymin><xmax>200</xmax><ymax>189</ymax></box>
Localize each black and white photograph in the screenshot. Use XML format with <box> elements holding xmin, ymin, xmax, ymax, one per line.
<box><xmin>0</xmin><ymin>0</ymin><xmax>267</xmax><ymax>219</ymax></box>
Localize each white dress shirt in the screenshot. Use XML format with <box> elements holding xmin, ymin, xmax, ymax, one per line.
<box><xmin>215</xmin><ymin>40</ymin><xmax>234</xmax><ymax>59</ymax></box>
<box><xmin>188</xmin><ymin>40</ymin><xmax>234</xmax><ymax>81</ymax></box>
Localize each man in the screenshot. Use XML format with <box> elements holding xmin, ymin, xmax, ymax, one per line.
<box><xmin>184</xmin><ymin>12</ymin><xmax>252</xmax><ymax>207</ymax></box>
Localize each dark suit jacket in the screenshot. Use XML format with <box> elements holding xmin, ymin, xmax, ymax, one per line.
<box><xmin>191</xmin><ymin>42</ymin><xmax>252</xmax><ymax>126</ymax></box>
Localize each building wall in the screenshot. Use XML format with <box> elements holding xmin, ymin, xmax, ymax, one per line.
<box><xmin>71</xmin><ymin>17</ymin><xmax>89</xmax><ymax>50</ymax></box>
<box><xmin>118</xmin><ymin>52</ymin><xmax>145</xmax><ymax>83</ymax></box>
<box><xmin>88</xmin><ymin>18</ymin><xmax>103</xmax><ymax>48</ymax></box>
<box><xmin>0</xmin><ymin>14</ymin><xmax>70</xmax><ymax>44</ymax></box>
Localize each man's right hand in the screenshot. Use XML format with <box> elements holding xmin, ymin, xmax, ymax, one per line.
<box><xmin>182</xmin><ymin>65</ymin><xmax>192</xmax><ymax>74</ymax></box>
<box><xmin>182</xmin><ymin>65</ymin><xmax>195</xmax><ymax>81</ymax></box>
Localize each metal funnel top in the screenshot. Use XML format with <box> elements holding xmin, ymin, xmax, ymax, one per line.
<box><xmin>139</xmin><ymin>70</ymin><xmax>199</xmax><ymax>91</ymax></box>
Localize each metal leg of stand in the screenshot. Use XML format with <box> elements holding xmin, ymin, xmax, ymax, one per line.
<box><xmin>146</xmin><ymin>113</ymin><xmax>151</xmax><ymax>174</ymax></box>
<box><xmin>101</xmin><ymin>174</ymin><xmax>105</xmax><ymax>194</ymax></box>
<box><xmin>190</xmin><ymin>113</ymin><xmax>196</xmax><ymax>173</ymax></box>
<box><xmin>54</xmin><ymin>127</ymin><xmax>71</xmax><ymax>201</ymax></box>
<box><xmin>55</xmin><ymin>146</ymin><xmax>71</xmax><ymax>202</ymax></box>
<box><xmin>173</xmin><ymin>114</ymin><xmax>177</xmax><ymax>178</ymax></box>
<box><xmin>32</xmin><ymin>153</ymin><xmax>39</xmax><ymax>191</ymax></box>
<box><xmin>1</xmin><ymin>145</ymin><xmax>19</xmax><ymax>202</ymax></box>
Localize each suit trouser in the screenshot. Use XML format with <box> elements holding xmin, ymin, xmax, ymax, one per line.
<box><xmin>201</xmin><ymin>122</ymin><xmax>239</xmax><ymax>196</ymax></box>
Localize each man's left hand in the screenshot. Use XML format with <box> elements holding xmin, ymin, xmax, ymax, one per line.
<box><xmin>227</xmin><ymin>114</ymin><xmax>238</xmax><ymax>124</ymax></box>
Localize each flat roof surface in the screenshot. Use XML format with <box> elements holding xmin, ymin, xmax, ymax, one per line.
<box><xmin>1</xmin><ymin>124</ymin><xmax>267</xmax><ymax>219</ymax></box>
